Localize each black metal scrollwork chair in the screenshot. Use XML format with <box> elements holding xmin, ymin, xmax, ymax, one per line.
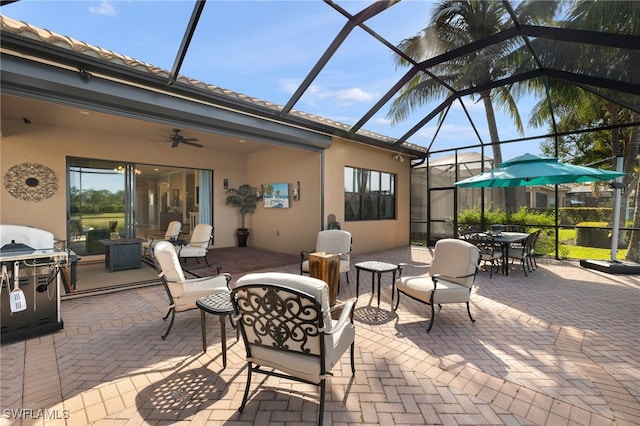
<box><xmin>152</xmin><ymin>241</ymin><xmax>230</xmax><ymax>339</ymax></box>
<box><xmin>465</xmin><ymin>232</ymin><xmax>503</xmax><ymax>278</ymax></box>
<box><xmin>507</xmin><ymin>232</ymin><xmax>536</xmax><ymax>276</ymax></box>
<box><xmin>527</xmin><ymin>230</ymin><xmax>542</xmax><ymax>271</ymax></box>
<box><xmin>230</xmin><ymin>272</ymin><xmax>356</xmax><ymax>426</ymax></box>
<box><xmin>394</xmin><ymin>238</ymin><xmax>480</xmax><ymax>332</ymax></box>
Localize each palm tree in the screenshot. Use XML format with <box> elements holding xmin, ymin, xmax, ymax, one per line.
<box><xmin>225</xmin><ymin>184</ymin><xmax>258</xmax><ymax>247</ymax></box>
<box><xmin>225</xmin><ymin>184</ymin><xmax>258</xmax><ymax>230</ymax></box>
<box><xmin>526</xmin><ymin>0</ymin><xmax>640</xmax><ymax>260</ymax></box>
<box><xmin>564</xmin><ymin>0</ymin><xmax>640</xmax><ymax>261</ymax></box>
<box><xmin>388</xmin><ymin>0</ymin><xmax>558</xmax><ymax>211</ymax></box>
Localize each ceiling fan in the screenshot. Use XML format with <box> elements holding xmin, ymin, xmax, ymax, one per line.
<box><xmin>165</xmin><ymin>128</ymin><xmax>203</xmax><ymax>148</ymax></box>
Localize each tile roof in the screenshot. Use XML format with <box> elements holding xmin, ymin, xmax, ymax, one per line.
<box><xmin>1</xmin><ymin>15</ymin><xmax>428</xmax><ymax>155</ymax></box>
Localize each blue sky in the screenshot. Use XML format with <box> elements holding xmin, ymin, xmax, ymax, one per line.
<box><xmin>1</xmin><ymin>0</ymin><xmax>547</xmax><ymax>161</ymax></box>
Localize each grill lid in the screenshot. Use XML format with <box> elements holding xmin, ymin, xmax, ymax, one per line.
<box><xmin>0</xmin><ymin>242</ymin><xmax>34</xmax><ymax>253</ymax></box>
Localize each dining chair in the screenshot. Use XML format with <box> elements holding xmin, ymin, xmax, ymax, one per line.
<box><xmin>507</xmin><ymin>232</ymin><xmax>535</xmax><ymax>276</ymax></box>
<box><xmin>466</xmin><ymin>232</ymin><xmax>503</xmax><ymax>278</ymax></box>
<box><xmin>230</xmin><ymin>272</ymin><xmax>356</xmax><ymax>426</ymax></box>
<box><xmin>526</xmin><ymin>230</ymin><xmax>542</xmax><ymax>271</ymax></box>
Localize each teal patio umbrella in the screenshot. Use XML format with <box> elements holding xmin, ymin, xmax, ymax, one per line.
<box><xmin>454</xmin><ymin>153</ymin><xmax>624</xmax><ymax>188</ymax></box>
<box><xmin>455</xmin><ymin>153</ymin><xmax>626</xmax><ymax>265</ymax></box>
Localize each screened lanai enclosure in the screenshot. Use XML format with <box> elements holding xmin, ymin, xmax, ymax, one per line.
<box><xmin>2</xmin><ymin>0</ymin><xmax>639</xmax><ymax>262</ymax></box>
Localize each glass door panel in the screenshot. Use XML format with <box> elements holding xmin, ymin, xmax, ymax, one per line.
<box><xmin>68</xmin><ymin>158</ymin><xmax>127</xmax><ymax>256</ymax></box>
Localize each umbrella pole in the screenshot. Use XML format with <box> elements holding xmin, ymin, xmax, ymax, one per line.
<box><xmin>610</xmin><ymin>156</ymin><xmax>623</xmax><ymax>262</ymax></box>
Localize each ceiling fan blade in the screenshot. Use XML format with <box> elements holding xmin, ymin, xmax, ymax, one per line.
<box><xmin>182</xmin><ymin>137</ymin><xmax>199</xmax><ymax>142</ymax></box>
<box><xmin>182</xmin><ymin>140</ymin><xmax>204</xmax><ymax>148</ymax></box>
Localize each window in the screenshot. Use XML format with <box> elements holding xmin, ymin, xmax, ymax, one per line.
<box><xmin>344</xmin><ymin>167</ymin><xmax>395</xmax><ymax>221</ymax></box>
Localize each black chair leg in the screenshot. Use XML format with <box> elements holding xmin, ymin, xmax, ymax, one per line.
<box><xmin>426</xmin><ymin>303</ymin><xmax>436</xmax><ymax>333</ymax></box>
<box><xmin>466</xmin><ymin>302</ymin><xmax>475</xmax><ymax>324</ymax></box>
<box><xmin>350</xmin><ymin>342</ymin><xmax>355</xmax><ymax>374</ymax></box>
<box><xmin>393</xmin><ymin>290</ymin><xmax>401</xmax><ymax>311</ymax></box>
<box><xmin>161</xmin><ymin>308</ymin><xmax>175</xmax><ymax>340</ymax></box>
<box><xmin>240</xmin><ymin>362</ymin><xmax>253</xmax><ymax>412</ymax></box>
<box><xmin>318</xmin><ymin>379</ymin><xmax>326</xmax><ymax>426</ymax></box>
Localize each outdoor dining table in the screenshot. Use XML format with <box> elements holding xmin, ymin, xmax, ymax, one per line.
<box><xmin>487</xmin><ymin>232</ymin><xmax>530</xmax><ymax>276</ymax></box>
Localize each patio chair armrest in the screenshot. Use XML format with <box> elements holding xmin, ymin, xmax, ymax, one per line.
<box><xmin>326</xmin><ymin>301</ymin><xmax>355</xmax><ymax>334</ymax></box>
<box><xmin>397</xmin><ymin>262</ymin><xmax>430</xmax><ymax>277</ymax></box>
<box><xmin>186</xmin><ymin>273</ymin><xmax>231</xmax><ymax>288</ymax></box>
<box><xmin>431</xmin><ymin>271</ymin><xmax>476</xmax><ymax>286</ymax></box>
<box><xmin>300</xmin><ymin>250</ymin><xmax>314</xmax><ymax>261</ymax></box>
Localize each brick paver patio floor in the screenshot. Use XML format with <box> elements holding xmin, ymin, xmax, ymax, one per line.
<box><xmin>1</xmin><ymin>246</ymin><xmax>638</xmax><ymax>425</ymax></box>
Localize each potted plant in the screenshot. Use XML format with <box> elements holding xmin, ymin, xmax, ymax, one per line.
<box><xmin>225</xmin><ymin>184</ymin><xmax>258</xmax><ymax>247</ymax></box>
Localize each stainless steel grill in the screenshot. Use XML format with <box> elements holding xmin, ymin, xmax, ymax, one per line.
<box><xmin>1</xmin><ymin>225</ymin><xmax>67</xmax><ymax>343</ymax></box>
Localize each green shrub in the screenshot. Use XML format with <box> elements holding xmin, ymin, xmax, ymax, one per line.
<box><xmin>576</xmin><ymin>222</ymin><xmax>609</xmax><ymax>248</ymax></box>
<box><xmin>558</xmin><ymin>207</ymin><xmax>613</xmax><ymax>225</ymax></box>
<box><xmin>507</xmin><ymin>206</ymin><xmax>555</xmax><ymax>228</ymax></box>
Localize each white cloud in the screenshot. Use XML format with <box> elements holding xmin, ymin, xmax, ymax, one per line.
<box><xmin>278</xmin><ymin>79</ymin><xmax>300</xmax><ymax>95</ymax></box>
<box><xmin>279</xmin><ymin>79</ymin><xmax>378</xmax><ymax>107</ymax></box>
<box><xmin>374</xmin><ymin>117</ymin><xmax>393</xmax><ymax>126</ymax></box>
<box><xmin>416</xmin><ymin>123</ymin><xmax>484</xmax><ymax>142</ymax></box>
<box><xmin>333</xmin><ymin>87</ymin><xmax>377</xmax><ymax>106</ymax></box>
<box><xmin>89</xmin><ymin>1</ymin><xmax>117</xmax><ymax>17</ymax></box>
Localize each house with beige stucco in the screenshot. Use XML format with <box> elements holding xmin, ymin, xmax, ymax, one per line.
<box><xmin>1</xmin><ymin>15</ymin><xmax>427</xmax><ymax>286</ymax></box>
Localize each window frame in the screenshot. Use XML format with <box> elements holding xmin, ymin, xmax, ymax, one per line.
<box><xmin>344</xmin><ymin>166</ymin><xmax>396</xmax><ymax>221</ymax></box>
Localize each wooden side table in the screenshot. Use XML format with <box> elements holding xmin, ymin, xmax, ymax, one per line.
<box><xmin>308</xmin><ymin>251</ymin><xmax>340</xmax><ymax>306</ymax></box>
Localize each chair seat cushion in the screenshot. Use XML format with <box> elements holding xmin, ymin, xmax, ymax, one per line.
<box><xmin>169</xmin><ymin>276</ymin><xmax>229</xmax><ymax>311</ymax></box>
<box><xmin>176</xmin><ymin>245</ymin><xmax>207</xmax><ymax>257</ymax></box>
<box><xmin>397</xmin><ymin>276</ymin><xmax>471</xmax><ymax>305</ymax></box>
<box><xmin>249</xmin><ymin>317</ymin><xmax>355</xmax><ymax>384</ymax></box>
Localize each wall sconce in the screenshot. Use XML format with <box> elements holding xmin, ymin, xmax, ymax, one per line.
<box><xmin>293</xmin><ymin>181</ymin><xmax>301</xmax><ymax>201</ymax></box>
<box><xmin>392</xmin><ymin>153</ymin><xmax>405</xmax><ymax>163</ymax></box>
<box><xmin>256</xmin><ymin>185</ymin><xmax>263</xmax><ymax>201</ymax></box>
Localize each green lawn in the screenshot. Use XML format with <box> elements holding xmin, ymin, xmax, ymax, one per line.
<box><xmin>556</xmin><ymin>229</ymin><xmax>627</xmax><ymax>260</ymax></box>
<box><xmin>76</xmin><ymin>213</ymin><xmax>125</xmax><ymax>231</ymax></box>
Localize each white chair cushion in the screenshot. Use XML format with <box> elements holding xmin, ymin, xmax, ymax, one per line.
<box><xmin>155</xmin><ymin>241</ymin><xmax>185</xmax><ymax>282</ymax></box>
<box><xmin>176</xmin><ymin>245</ymin><xmax>207</xmax><ymax>257</ymax></box>
<box><xmin>315</xmin><ymin>230</ymin><xmax>351</xmax><ymax>262</ymax></box>
<box><xmin>249</xmin><ymin>317</ymin><xmax>354</xmax><ymax>384</ymax></box>
<box><xmin>169</xmin><ymin>276</ymin><xmax>229</xmax><ymax>312</ymax></box>
<box><xmin>233</xmin><ymin>272</ymin><xmax>333</xmax><ymax>332</ymax></box>
<box><xmin>429</xmin><ymin>239</ymin><xmax>480</xmax><ymax>289</ymax></box>
<box><xmin>397</xmin><ymin>275</ymin><xmax>471</xmax><ymax>305</ymax></box>
<box><xmin>154</xmin><ymin>240</ymin><xmax>227</xmax><ymax>311</ymax></box>
<box><xmin>188</xmin><ymin>223</ymin><xmax>213</xmax><ymax>249</ymax></box>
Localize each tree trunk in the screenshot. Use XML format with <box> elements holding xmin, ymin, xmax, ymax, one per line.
<box><xmin>481</xmin><ymin>91</ymin><xmax>513</xmax><ymax>211</ymax></box>
<box><xmin>624</xmin><ymin>118</ymin><xmax>640</xmax><ymax>263</ymax></box>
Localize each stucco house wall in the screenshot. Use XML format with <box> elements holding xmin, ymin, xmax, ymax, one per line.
<box><xmin>1</xmin><ymin>117</ymin><xmax>410</xmax><ymax>256</ymax></box>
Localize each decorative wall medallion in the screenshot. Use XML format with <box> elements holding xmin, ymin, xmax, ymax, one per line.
<box><xmin>3</xmin><ymin>162</ymin><xmax>58</xmax><ymax>202</ymax></box>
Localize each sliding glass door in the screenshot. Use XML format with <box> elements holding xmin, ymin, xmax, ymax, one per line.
<box><xmin>68</xmin><ymin>157</ymin><xmax>213</xmax><ymax>257</ymax></box>
<box><xmin>68</xmin><ymin>158</ymin><xmax>133</xmax><ymax>256</ymax></box>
